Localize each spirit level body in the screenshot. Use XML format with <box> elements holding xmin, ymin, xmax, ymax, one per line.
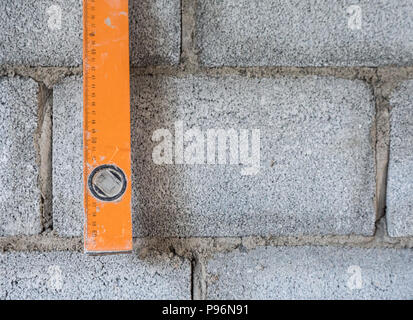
<box><xmin>83</xmin><ymin>0</ymin><xmax>132</xmax><ymax>254</ymax></box>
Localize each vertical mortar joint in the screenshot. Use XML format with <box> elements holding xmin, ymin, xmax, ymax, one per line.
<box><xmin>191</xmin><ymin>252</ymin><xmax>207</xmax><ymax>300</ymax></box>
<box><xmin>181</xmin><ymin>0</ymin><xmax>199</xmax><ymax>71</ymax></box>
<box><xmin>35</xmin><ymin>83</ymin><xmax>53</xmax><ymax>232</ymax></box>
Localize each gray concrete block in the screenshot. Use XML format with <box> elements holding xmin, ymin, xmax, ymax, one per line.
<box><xmin>0</xmin><ymin>0</ymin><xmax>83</xmax><ymax>66</ymax></box>
<box><xmin>0</xmin><ymin>251</ymin><xmax>190</xmax><ymax>299</ymax></box>
<box><xmin>0</xmin><ymin>77</ymin><xmax>42</xmax><ymax>236</ymax></box>
<box><xmin>52</xmin><ymin>76</ymin><xmax>83</xmax><ymax>236</ymax></box>
<box><xmin>131</xmin><ymin>75</ymin><xmax>375</xmax><ymax>236</ymax></box>
<box><xmin>387</xmin><ymin>80</ymin><xmax>413</xmax><ymax>237</ymax></box>
<box><xmin>53</xmin><ymin>75</ymin><xmax>375</xmax><ymax>237</ymax></box>
<box><xmin>196</xmin><ymin>0</ymin><xmax>413</xmax><ymax>67</ymax></box>
<box><xmin>130</xmin><ymin>0</ymin><xmax>181</xmax><ymax>66</ymax></box>
<box><xmin>0</xmin><ymin>0</ymin><xmax>180</xmax><ymax>67</ymax></box>
<box><xmin>206</xmin><ymin>246</ymin><xmax>413</xmax><ymax>299</ymax></box>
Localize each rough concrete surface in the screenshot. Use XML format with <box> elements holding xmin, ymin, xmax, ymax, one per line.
<box><xmin>130</xmin><ymin>0</ymin><xmax>181</xmax><ymax>66</ymax></box>
<box><xmin>0</xmin><ymin>251</ymin><xmax>190</xmax><ymax>299</ymax></box>
<box><xmin>0</xmin><ymin>77</ymin><xmax>42</xmax><ymax>236</ymax></box>
<box><xmin>206</xmin><ymin>246</ymin><xmax>413</xmax><ymax>299</ymax></box>
<box><xmin>53</xmin><ymin>75</ymin><xmax>376</xmax><ymax>237</ymax></box>
<box><xmin>387</xmin><ymin>80</ymin><xmax>413</xmax><ymax>237</ymax></box>
<box><xmin>52</xmin><ymin>76</ymin><xmax>83</xmax><ymax>236</ymax></box>
<box><xmin>1</xmin><ymin>0</ymin><xmax>412</xmax><ymax>301</ymax></box>
<box><xmin>0</xmin><ymin>0</ymin><xmax>180</xmax><ymax>67</ymax></box>
<box><xmin>131</xmin><ymin>75</ymin><xmax>376</xmax><ymax>237</ymax></box>
<box><xmin>0</xmin><ymin>0</ymin><xmax>82</xmax><ymax>66</ymax></box>
<box><xmin>196</xmin><ymin>0</ymin><xmax>413</xmax><ymax>67</ymax></box>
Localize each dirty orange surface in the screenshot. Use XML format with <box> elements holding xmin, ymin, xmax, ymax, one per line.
<box><xmin>83</xmin><ymin>0</ymin><xmax>132</xmax><ymax>253</ymax></box>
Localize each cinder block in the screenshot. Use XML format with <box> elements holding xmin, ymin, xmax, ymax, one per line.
<box><xmin>132</xmin><ymin>75</ymin><xmax>375</xmax><ymax>236</ymax></box>
<box><xmin>0</xmin><ymin>0</ymin><xmax>82</xmax><ymax>66</ymax></box>
<box><xmin>53</xmin><ymin>75</ymin><xmax>375</xmax><ymax>237</ymax></box>
<box><xmin>130</xmin><ymin>0</ymin><xmax>181</xmax><ymax>66</ymax></box>
<box><xmin>206</xmin><ymin>246</ymin><xmax>413</xmax><ymax>299</ymax></box>
<box><xmin>196</xmin><ymin>0</ymin><xmax>413</xmax><ymax>67</ymax></box>
<box><xmin>52</xmin><ymin>76</ymin><xmax>83</xmax><ymax>236</ymax></box>
<box><xmin>0</xmin><ymin>0</ymin><xmax>180</xmax><ymax>67</ymax></box>
<box><xmin>387</xmin><ymin>80</ymin><xmax>413</xmax><ymax>237</ymax></box>
<box><xmin>0</xmin><ymin>251</ymin><xmax>190</xmax><ymax>299</ymax></box>
<box><xmin>0</xmin><ymin>77</ymin><xmax>42</xmax><ymax>236</ymax></box>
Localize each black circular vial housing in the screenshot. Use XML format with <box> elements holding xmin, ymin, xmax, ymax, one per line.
<box><xmin>88</xmin><ymin>164</ymin><xmax>127</xmax><ymax>202</ymax></box>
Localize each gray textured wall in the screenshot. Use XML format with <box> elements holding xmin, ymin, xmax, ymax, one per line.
<box><xmin>0</xmin><ymin>0</ymin><xmax>412</xmax><ymax>299</ymax></box>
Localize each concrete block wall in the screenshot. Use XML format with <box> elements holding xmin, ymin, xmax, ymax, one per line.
<box><xmin>0</xmin><ymin>0</ymin><xmax>412</xmax><ymax>299</ymax></box>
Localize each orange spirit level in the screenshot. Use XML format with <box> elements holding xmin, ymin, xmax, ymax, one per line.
<box><xmin>83</xmin><ymin>0</ymin><xmax>132</xmax><ymax>254</ymax></box>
